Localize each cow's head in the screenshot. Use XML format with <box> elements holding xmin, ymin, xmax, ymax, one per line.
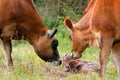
<box><xmin>64</xmin><ymin>18</ymin><xmax>89</xmax><ymax>59</ymax></box>
<box><xmin>34</xmin><ymin>29</ymin><xmax>61</xmax><ymax>66</ymax></box>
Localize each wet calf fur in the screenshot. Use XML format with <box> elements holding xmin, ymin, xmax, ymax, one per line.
<box><xmin>62</xmin><ymin>54</ymin><xmax>100</xmax><ymax>73</ymax></box>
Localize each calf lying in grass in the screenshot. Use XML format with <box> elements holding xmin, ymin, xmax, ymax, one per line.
<box><xmin>62</xmin><ymin>54</ymin><xmax>100</xmax><ymax>73</ymax></box>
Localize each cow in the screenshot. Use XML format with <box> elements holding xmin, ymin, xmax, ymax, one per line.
<box><xmin>0</xmin><ymin>0</ymin><xmax>61</xmax><ymax>69</ymax></box>
<box><xmin>62</xmin><ymin>54</ymin><xmax>100</xmax><ymax>73</ymax></box>
<box><xmin>64</xmin><ymin>0</ymin><xmax>120</xmax><ymax>77</ymax></box>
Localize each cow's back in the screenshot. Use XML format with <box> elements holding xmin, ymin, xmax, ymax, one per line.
<box><xmin>91</xmin><ymin>0</ymin><xmax>120</xmax><ymax>39</ymax></box>
<box><xmin>0</xmin><ymin>0</ymin><xmax>37</xmax><ymax>27</ymax></box>
<box><xmin>0</xmin><ymin>0</ymin><xmax>14</xmax><ymax>26</ymax></box>
<box><xmin>0</xmin><ymin>0</ymin><xmax>44</xmax><ymax>39</ymax></box>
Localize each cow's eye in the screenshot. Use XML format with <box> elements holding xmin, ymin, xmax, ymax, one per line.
<box><xmin>51</xmin><ymin>40</ymin><xmax>58</xmax><ymax>48</ymax></box>
<box><xmin>65</xmin><ymin>65</ymin><xmax>70</xmax><ymax>69</ymax></box>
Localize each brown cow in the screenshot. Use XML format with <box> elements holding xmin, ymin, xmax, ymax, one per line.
<box><xmin>64</xmin><ymin>0</ymin><xmax>120</xmax><ymax>77</ymax></box>
<box><xmin>0</xmin><ymin>0</ymin><xmax>61</xmax><ymax>69</ymax></box>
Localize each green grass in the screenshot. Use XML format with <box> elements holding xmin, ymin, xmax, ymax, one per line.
<box><xmin>0</xmin><ymin>34</ymin><xmax>119</xmax><ymax>80</ymax></box>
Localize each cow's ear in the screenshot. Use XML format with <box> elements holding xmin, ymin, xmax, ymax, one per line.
<box><xmin>64</xmin><ymin>18</ymin><xmax>74</xmax><ymax>31</ymax></box>
<box><xmin>47</xmin><ymin>29</ymin><xmax>57</xmax><ymax>38</ymax></box>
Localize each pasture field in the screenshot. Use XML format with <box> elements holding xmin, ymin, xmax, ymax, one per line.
<box><xmin>0</xmin><ymin>0</ymin><xmax>119</xmax><ymax>80</ymax></box>
<box><xmin>0</xmin><ymin>31</ymin><xmax>119</xmax><ymax>80</ymax></box>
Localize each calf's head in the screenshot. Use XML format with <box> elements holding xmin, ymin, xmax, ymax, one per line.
<box><xmin>34</xmin><ymin>29</ymin><xmax>61</xmax><ymax>66</ymax></box>
<box><xmin>64</xmin><ymin>18</ymin><xmax>89</xmax><ymax>59</ymax></box>
<box><xmin>62</xmin><ymin>54</ymin><xmax>83</xmax><ymax>72</ymax></box>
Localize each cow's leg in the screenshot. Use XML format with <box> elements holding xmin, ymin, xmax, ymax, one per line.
<box><xmin>1</xmin><ymin>37</ymin><xmax>13</xmax><ymax>69</ymax></box>
<box><xmin>112</xmin><ymin>42</ymin><xmax>120</xmax><ymax>76</ymax></box>
<box><xmin>0</xmin><ymin>23</ymin><xmax>16</xmax><ymax>68</ymax></box>
<box><xmin>99</xmin><ymin>36</ymin><xmax>113</xmax><ymax>77</ymax></box>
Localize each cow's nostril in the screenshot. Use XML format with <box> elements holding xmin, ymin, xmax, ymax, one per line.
<box><xmin>59</xmin><ymin>60</ymin><xmax>62</xmax><ymax>65</ymax></box>
<box><xmin>51</xmin><ymin>60</ymin><xmax>61</xmax><ymax>66</ymax></box>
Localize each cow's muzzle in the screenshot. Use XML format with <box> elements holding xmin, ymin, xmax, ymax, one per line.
<box><xmin>51</xmin><ymin>60</ymin><xmax>62</xmax><ymax>66</ymax></box>
<box><xmin>71</xmin><ymin>52</ymin><xmax>82</xmax><ymax>59</ymax></box>
<box><xmin>47</xmin><ymin>59</ymin><xmax>62</xmax><ymax>66</ymax></box>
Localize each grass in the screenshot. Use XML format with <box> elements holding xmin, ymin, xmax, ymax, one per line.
<box><xmin>0</xmin><ymin>33</ymin><xmax>119</xmax><ymax>80</ymax></box>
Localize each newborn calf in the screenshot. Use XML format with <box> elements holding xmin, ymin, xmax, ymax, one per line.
<box><xmin>62</xmin><ymin>54</ymin><xmax>100</xmax><ymax>73</ymax></box>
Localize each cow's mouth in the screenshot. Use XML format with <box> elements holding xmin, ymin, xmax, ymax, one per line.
<box><xmin>71</xmin><ymin>52</ymin><xmax>82</xmax><ymax>59</ymax></box>
<box><xmin>47</xmin><ymin>59</ymin><xmax>62</xmax><ymax>66</ymax></box>
<box><xmin>35</xmin><ymin>51</ymin><xmax>62</xmax><ymax>66</ymax></box>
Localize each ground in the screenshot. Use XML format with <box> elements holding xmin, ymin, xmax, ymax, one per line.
<box><xmin>0</xmin><ymin>38</ymin><xmax>119</xmax><ymax>80</ymax></box>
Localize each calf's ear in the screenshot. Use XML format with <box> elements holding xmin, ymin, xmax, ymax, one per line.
<box><xmin>64</xmin><ymin>18</ymin><xmax>74</xmax><ymax>31</ymax></box>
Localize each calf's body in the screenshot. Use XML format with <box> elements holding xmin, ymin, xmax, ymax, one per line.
<box><xmin>63</xmin><ymin>55</ymin><xmax>100</xmax><ymax>73</ymax></box>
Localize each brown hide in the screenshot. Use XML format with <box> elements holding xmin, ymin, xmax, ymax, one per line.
<box><xmin>90</xmin><ymin>0</ymin><xmax>120</xmax><ymax>77</ymax></box>
<box><xmin>64</xmin><ymin>0</ymin><xmax>120</xmax><ymax>77</ymax></box>
<box><xmin>0</xmin><ymin>0</ymin><xmax>61</xmax><ymax>67</ymax></box>
<box><xmin>83</xmin><ymin>0</ymin><xmax>95</xmax><ymax>15</ymax></box>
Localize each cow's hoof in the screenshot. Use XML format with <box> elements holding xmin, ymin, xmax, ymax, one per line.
<box><xmin>6</xmin><ymin>66</ymin><xmax>14</xmax><ymax>72</ymax></box>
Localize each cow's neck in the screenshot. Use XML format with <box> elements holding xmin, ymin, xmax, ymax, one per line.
<box><xmin>84</xmin><ymin>28</ymin><xmax>100</xmax><ymax>47</ymax></box>
<box><xmin>17</xmin><ymin>14</ymin><xmax>48</xmax><ymax>45</ymax></box>
<box><xmin>83</xmin><ymin>28</ymin><xmax>99</xmax><ymax>47</ymax></box>
<box><xmin>73</xmin><ymin>3</ymin><xmax>100</xmax><ymax>47</ymax></box>
<box><xmin>89</xmin><ymin>31</ymin><xmax>100</xmax><ymax>47</ymax></box>
<box><xmin>74</xmin><ymin>23</ymin><xmax>100</xmax><ymax>47</ymax></box>
<box><xmin>11</xmin><ymin>0</ymin><xmax>48</xmax><ymax>45</ymax></box>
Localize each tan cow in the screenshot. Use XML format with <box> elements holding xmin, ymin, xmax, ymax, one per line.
<box><xmin>0</xmin><ymin>0</ymin><xmax>61</xmax><ymax>69</ymax></box>
<box><xmin>64</xmin><ymin>0</ymin><xmax>120</xmax><ymax>77</ymax></box>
